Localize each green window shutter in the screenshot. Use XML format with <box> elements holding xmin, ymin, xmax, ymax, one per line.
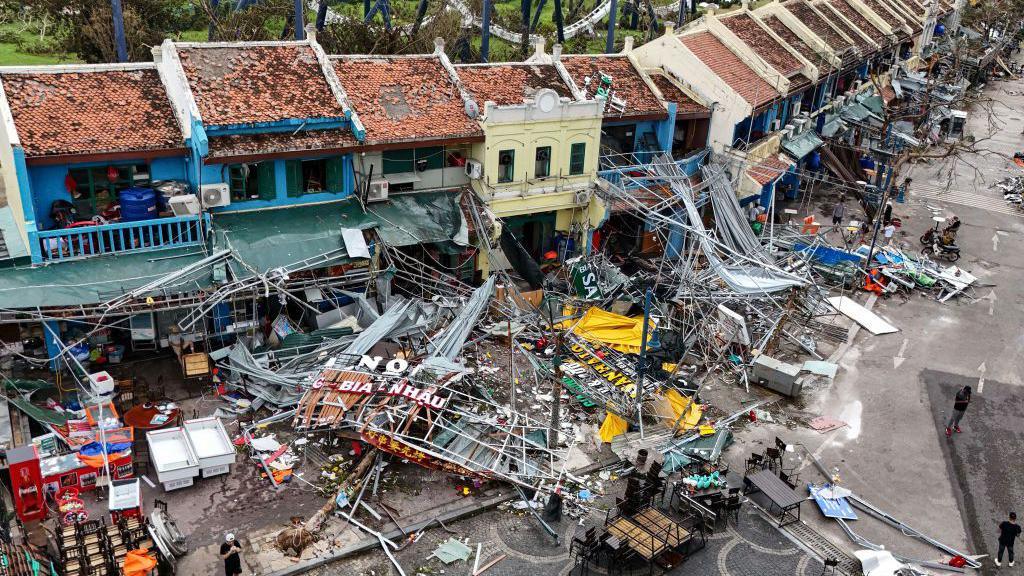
<box><xmin>382</xmin><ymin>149</ymin><xmax>414</xmax><ymax>174</ymax></box>
<box><xmin>569</xmin><ymin>143</ymin><xmax>586</xmax><ymax>175</ymax></box>
<box><xmin>417</xmin><ymin>146</ymin><xmax>444</xmax><ymax>171</ymax></box>
<box><xmin>325</xmin><ymin>157</ymin><xmax>344</xmax><ymax>193</ymax></box>
<box><xmin>257</xmin><ymin>162</ymin><xmax>276</xmax><ymax>200</ymax></box>
<box><xmin>285</xmin><ymin>159</ymin><xmax>303</xmax><ymax>197</ymax></box>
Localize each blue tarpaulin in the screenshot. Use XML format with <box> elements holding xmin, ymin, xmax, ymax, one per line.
<box><xmin>794</xmin><ymin>243</ymin><xmax>861</xmax><ymax>267</ymax></box>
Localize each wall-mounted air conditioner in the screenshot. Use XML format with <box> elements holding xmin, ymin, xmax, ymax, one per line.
<box><xmin>367</xmin><ymin>179</ymin><xmax>389</xmax><ymax>203</ymax></box>
<box><xmin>200</xmin><ymin>184</ymin><xmax>231</xmax><ymax>208</ymax></box>
<box><xmin>169</xmin><ymin>194</ymin><xmax>202</xmax><ymax>216</ymax></box>
<box><xmin>465</xmin><ymin>159</ymin><xmax>483</xmax><ymax>180</ymax></box>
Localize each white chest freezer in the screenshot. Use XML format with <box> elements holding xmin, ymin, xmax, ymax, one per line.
<box><xmin>146</xmin><ymin>427</ymin><xmax>199</xmax><ymax>491</ymax></box>
<box><xmin>183</xmin><ymin>417</ymin><xmax>235</xmax><ymax>477</ymax></box>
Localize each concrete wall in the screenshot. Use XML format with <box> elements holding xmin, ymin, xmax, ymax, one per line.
<box><xmin>198</xmin><ymin>154</ymin><xmax>355</xmax><ymax>213</ymax></box>
<box><xmin>353</xmin><ymin>147</ymin><xmax>471</xmax><ymax>192</ymax></box>
<box><xmin>28</xmin><ymin>157</ymin><xmax>188</xmax><ymax>229</ymax></box>
<box><xmin>470</xmin><ymin>96</ymin><xmax>604</xmax><ymax>217</ymax></box>
<box><xmin>633</xmin><ymin>28</ymin><xmax>751</xmax><ymax>152</ymax></box>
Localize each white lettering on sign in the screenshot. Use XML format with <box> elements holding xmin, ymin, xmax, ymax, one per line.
<box><xmin>325</xmin><ymin>371</ymin><xmax>448</xmax><ymax>410</ymax></box>
<box><xmin>385</xmin><ymin>358</ymin><xmax>408</xmax><ymax>374</ymax></box>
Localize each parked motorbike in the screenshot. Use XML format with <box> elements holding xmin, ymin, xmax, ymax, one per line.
<box><xmin>922</xmin><ymin>238</ymin><xmax>961</xmax><ymax>262</ymax></box>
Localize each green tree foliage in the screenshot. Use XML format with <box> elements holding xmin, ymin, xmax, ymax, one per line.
<box><xmin>22</xmin><ymin>0</ymin><xmax>202</xmax><ymax>62</ymax></box>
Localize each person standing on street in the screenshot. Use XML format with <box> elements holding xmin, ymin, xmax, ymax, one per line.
<box><xmin>221</xmin><ymin>533</ymin><xmax>243</xmax><ymax>576</ymax></box>
<box><xmin>832</xmin><ymin>199</ymin><xmax>846</xmax><ymax>228</ymax></box>
<box><xmin>996</xmin><ymin>512</ymin><xmax>1021</xmax><ymax>567</ymax></box>
<box><xmin>945</xmin><ymin>385</ymin><xmax>971</xmax><ymax>437</ymax></box>
<box><xmin>883</xmin><ymin>222</ymin><xmax>897</xmax><ymax>246</ymax></box>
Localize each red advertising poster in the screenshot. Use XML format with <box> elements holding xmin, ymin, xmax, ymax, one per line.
<box><xmin>361</xmin><ymin>430</ymin><xmax>482</xmax><ymax>479</ymax></box>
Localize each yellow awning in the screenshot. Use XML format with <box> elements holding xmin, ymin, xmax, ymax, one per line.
<box><xmin>598</xmin><ymin>411</ymin><xmax>630</xmax><ymax>443</ymax></box>
<box><xmin>558</xmin><ymin>306</ymin><xmax>654</xmax><ymax>354</ymax></box>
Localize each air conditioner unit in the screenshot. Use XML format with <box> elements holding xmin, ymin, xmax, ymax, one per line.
<box><xmin>200</xmin><ymin>183</ymin><xmax>231</xmax><ymax>208</ymax></box>
<box><xmin>367</xmin><ymin>179</ymin><xmax>389</xmax><ymax>203</ymax></box>
<box><xmin>465</xmin><ymin>159</ymin><xmax>483</xmax><ymax>180</ymax></box>
<box><xmin>169</xmin><ymin>194</ymin><xmax>202</xmax><ymax>216</ymax></box>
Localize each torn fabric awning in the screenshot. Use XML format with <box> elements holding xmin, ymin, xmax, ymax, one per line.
<box><xmin>212</xmin><ymin>200</ymin><xmax>374</xmax><ymax>278</ymax></box>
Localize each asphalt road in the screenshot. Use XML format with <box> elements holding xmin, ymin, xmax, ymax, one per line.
<box><xmin>926</xmin><ymin>370</ymin><xmax>1024</xmax><ymax>575</ymax></box>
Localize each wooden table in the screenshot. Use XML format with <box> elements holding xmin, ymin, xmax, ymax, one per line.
<box><xmin>605</xmin><ymin>517</ymin><xmax>666</xmax><ymax>560</ymax></box>
<box><xmin>122</xmin><ymin>404</ymin><xmax>181</xmax><ymax>430</ymax></box>
<box><xmin>633</xmin><ymin>508</ymin><xmax>690</xmax><ymax>548</ymax></box>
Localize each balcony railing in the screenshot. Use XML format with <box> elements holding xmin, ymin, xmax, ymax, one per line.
<box><xmin>32</xmin><ymin>214</ymin><xmax>209</xmax><ymax>264</ymax></box>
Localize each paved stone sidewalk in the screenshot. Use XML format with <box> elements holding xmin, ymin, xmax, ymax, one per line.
<box><xmin>303</xmin><ymin>504</ymin><xmax>823</xmax><ymax>576</ymax></box>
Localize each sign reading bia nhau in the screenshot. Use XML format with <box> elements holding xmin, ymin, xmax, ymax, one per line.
<box><xmin>312</xmin><ymin>354</ymin><xmax>449</xmax><ymax>410</ymax></box>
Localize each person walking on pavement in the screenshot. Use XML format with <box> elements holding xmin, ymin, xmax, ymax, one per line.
<box><xmin>220</xmin><ymin>533</ymin><xmax>243</xmax><ymax>576</ymax></box>
<box><xmin>945</xmin><ymin>385</ymin><xmax>971</xmax><ymax>437</ymax></box>
<box><xmin>996</xmin><ymin>512</ymin><xmax>1021</xmax><ymax>567</ymax></box>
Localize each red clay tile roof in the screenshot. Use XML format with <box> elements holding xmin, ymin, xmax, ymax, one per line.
<box><xmin>748</xmin><ymin>155</ymin><xmax>793</xmax><ymax>186</ymax></box>
<box><xmin>332</xmin><ymin>56</ymin><xmax>482</xmax><ymax>145</ymax></box>
<box><xmin>559</xmin><ymin>55</ymin><xmax>666</xmax><ymax>119</ymax></box>
<box><xmin>763</xmin><ymin>15</ymin><xmax>833</xmax><ymax>75</ymax></box>
<box><xmin>455</xmin><ymin>64</ymin><xmax>573</xmax><ymax>106</ymax></box>
<box><xmin>2</xmin><ymin>67</ymin><xmax>183</xmax><ymax>158</ymax></box>
<box><xmin>206</xmin><ymin>128</ymin><xmax>359</xmax><ymax>161</ymax></box>
<box><xmin>681</xmin><ymin>31</ymin><xmax>779</xmax><ymax>108</ymax></box>
<box><xmin>828</xmin><ymin>0</ymin><xmax>890</xmax><ymax>46</ymax></box>
<box><xmin>783</xmin><ymin>1</ymin><xmax>855</xmax><ymax>53</ymax></box>
<box><xmin>177</xmin><ymin>43</ymin><xmax>346</xmax><ymax>126</ymax></box>
<box><xmin>861</xmin><ymin>0</ymin><xmax>918</xmax><ymax>33</ymax></box>
<box><xmin>789</xmin><ymin>73</ymin><xmax>812</xmax><ymax>93</ymax></box>
<box><xmin>722</xmin><ymin>14</ymin><xmax>804</xmax><ymax>78</ymax></box>
<box><xmin>815</xmin><ymin>1</ymin><xmax>875</xmax><ymax>52</ymax></box>
<box><xmin>648</xmin><ymin>75</ymin><xmax>709</xmax><ymax>115</ymax></box>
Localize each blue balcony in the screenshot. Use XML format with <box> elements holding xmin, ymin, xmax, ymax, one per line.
<box><xmin>31</xmin><ymin>214</ymin><xmax>210</xmax><ymax>264</ymax></box>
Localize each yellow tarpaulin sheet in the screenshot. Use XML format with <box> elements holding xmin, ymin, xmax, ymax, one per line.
<box><xmin>558</xmin><ymin>307</ymin><xmax>653</xmax><ymax>354</ymax></box>
<box><xmin>599</xmin><ymin>411</ymin><xmax>629</xmax><ymax>443</ymax></box>
<box><xmin>664</xmin><ymin>388</ymin><xmax>702</xmax><ymax>432</ymax></box>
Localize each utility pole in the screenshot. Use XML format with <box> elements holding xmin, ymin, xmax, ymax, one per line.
<box><xmin>546</xmin><ymin>304</ymin><xmax>562</xmax><ymax>449</ymax></box>
<box><xmin>864</xmin><ymin>124</ymin><xmax>896</xmax><ymax>269</ymax></box>
<box><xmin>110</xmin><ymin>0</ymin><xmax>128</xmax><ymax>62</ymax></box>
<box><xmin>606</xmin><ymin>0</ymin><xmax>619</xmax><ymax>53</ymax></box>
<box><xmin>636</xmin><ymin>287</ymin><xmax>653</xmax><ymax>439</ymax></box>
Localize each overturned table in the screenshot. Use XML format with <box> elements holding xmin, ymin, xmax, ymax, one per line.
<box><xmin>744</xmin><ymin>470</ymin><xmax>803</xmax><ymax>527</ymax></box>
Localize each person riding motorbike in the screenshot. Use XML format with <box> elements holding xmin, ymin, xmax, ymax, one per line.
<box><xmin>941</xmin><ymin>216</ymin><xmax>961</xmax><ymax>246</ymax></box>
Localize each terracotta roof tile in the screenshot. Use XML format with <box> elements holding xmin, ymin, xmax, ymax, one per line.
<box><xmin>782</xmin><ymin>1</ymin><xmax>855</xmax><ymax>53</ymax></box>
<box><xmin>861</xmin><ymin>0</ymin><xmax>919</xmax><ymax>33</ymax></box>
<box><xmin>455</xmin><ymin>63</ymin><xmax>573</xmax><ymax>106</ymax></box>
<box><xmin>763</xmin><ymin>15</ymin><xmax>833</xmax><ymax>75</ymax></box>
<box><xmin>815</xmin><ymin>1</ymin><xmax>875</xmax><ymax>52</ymax></box>
<box><xmin>559</xmin><ymin>55</ymin><xmax>666</xmax><ymax>119</ymax></box>
<box><xmin>2</xmin><ymin>67</ymin><xmax>183</xmax><ymax>158</ymax></box>
<box><xmin>206</xmin><ymin>128</ymin><xmax>359</xmax><ymax>161</ymax></box>
<box><xmin>722</xmin><ymin>14</ymin><xmax>804</xmax><ymax>78</ymax></box>
<box><xmin>332</xmin><ymin>55</ymin><xmax>482</xmax><ymax>145</ymax></box>
<box><xmin>177</xmin><ymin>43</ymin><xmax>345</xmax><ymax>126</ymax></box>
<box><xmin>680</xmin><ymin>31</ymin><xmax>780</xmax><ymax>108</ymax></box>
<box><xmin>827</xmin><ymin>0</ymin><xmax>890</xmax><ymax>46</ymax></box>
<box><xmin>748</xmin><ymin>155</ymin><xmax>793</xmax><ymax>186</ymax></box>
<box><xmin>648</xmin><ymin>75</ymin><xmax>709</xmax><ymax>115</ymax></box>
